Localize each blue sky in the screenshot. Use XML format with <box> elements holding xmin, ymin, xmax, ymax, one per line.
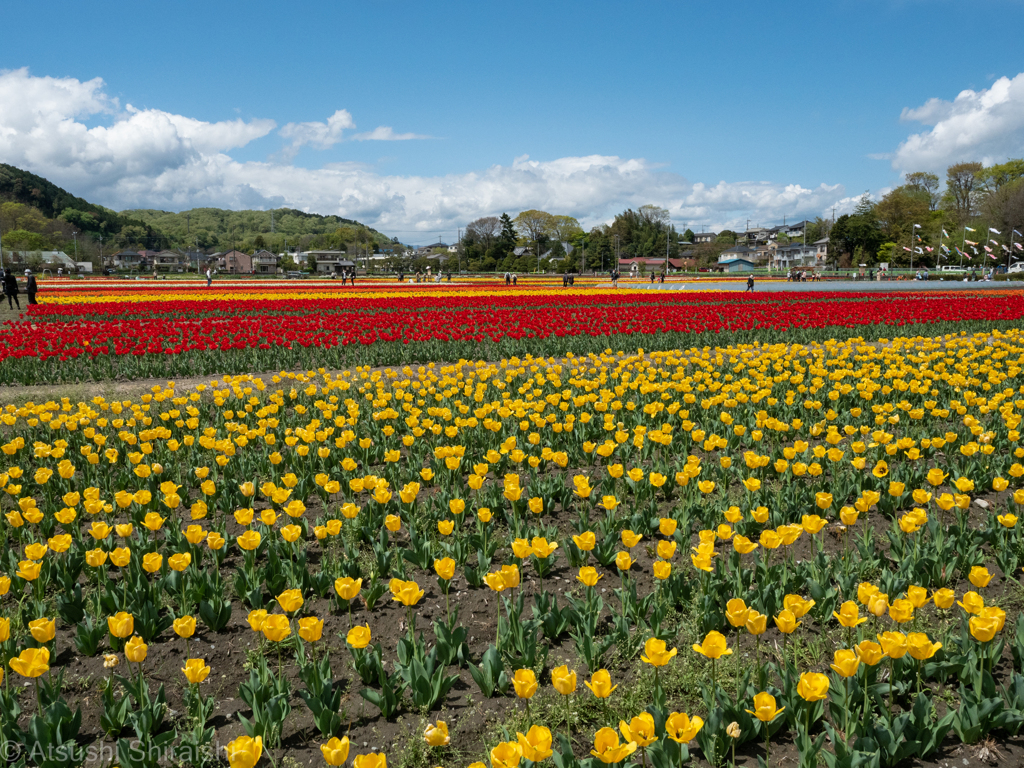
<box><xmin>2</xmin><ymin>0</ymin><xmax>1024</xmax><ymax>243</ymax></box>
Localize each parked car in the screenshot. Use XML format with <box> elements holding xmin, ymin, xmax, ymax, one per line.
<box><xmin>286</xmin><ymin>271</ymin><xmax>305</xmax><ymax>279</ymax></box>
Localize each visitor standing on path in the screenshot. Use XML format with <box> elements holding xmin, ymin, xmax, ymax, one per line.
<box><xmin>25</xmin><ymin>270</ymin><xmax>38</xmax><ymax>305</ymax></box>
<box><xmin>3</xmin><ymin>269</ymin><xmax>20</xmax><ymax>310</ymax></box>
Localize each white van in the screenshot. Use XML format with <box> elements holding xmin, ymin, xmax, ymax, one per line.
<box><xmin>1008</xmin><ymin>262</ymin><xmax>1024</xmax><ymax>274</ymax></box>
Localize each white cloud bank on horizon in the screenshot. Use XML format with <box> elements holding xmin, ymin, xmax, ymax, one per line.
<box><xmin>893</xmin><ymin>72</ymin><xmax>1024</xmax><ymax>173</ymax></box>
<box><xmin>0</xmin><ymin>67</ymin><xmax>857</xmax><ymax>237</ymax></box>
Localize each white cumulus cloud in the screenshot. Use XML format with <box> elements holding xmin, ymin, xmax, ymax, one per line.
<box><xmin>893</xmin><ymin>72</ymin><xmax>1024</xmax><ymax>172</ymax></box>
<box><xmin>351</xmin><ymin>126</ymin><xmax>432</xmax><ymax>141</ymax></box>
<box><xmin>0</xmin><ymin>68</ymin><xmax>853</xmax><ymax>237</ymax></box>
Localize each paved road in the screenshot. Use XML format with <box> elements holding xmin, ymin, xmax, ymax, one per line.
<box><xmin>620</xmin><ymin>280</ymin><xmax>1018</xmax><ymax>293</ymax></box>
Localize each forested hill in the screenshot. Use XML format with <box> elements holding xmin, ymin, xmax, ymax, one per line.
<box><xmin>0</xmin><ymin>163</ymin><xmax>159</xmax><ymax>240</ymax></box>
<box><xmin>124</xmin><ymin>208</ymin><xmax>395</xmax><ymax>251</ymax></box>
<box><xmin>0</xmin><ymin>163</ymin><xmax>396</xmax><ymax>255</ymax></box>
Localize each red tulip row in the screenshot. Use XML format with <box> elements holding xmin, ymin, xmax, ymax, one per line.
<box><xmin>4</xmin><ymin>293</ymin><xmax>1024</xmax><ymax>364</ymax></box>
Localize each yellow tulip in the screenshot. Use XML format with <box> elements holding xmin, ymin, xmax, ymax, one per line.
<box><xmin>969</xmin><ymin>615</ymin><xmax>1000</xmax><ymax>642</ymax></box>
<box><xmin>958</xmin><ymin>591</ymin><xmax>985</xmax><ymax>614</ymax></box>
<box><xmin>298</xmin><ymin>617</ymin><xmax>324</xmax><ymax>642</ymax></box>
<box><xmin>9</xmin><ymin>647</ymin><xmax>49</xmax><ymax>678</ymax></box>
<box><xmin>619</xmin><ymin>712</ymin><xmax>658</xmax><ymax>747</ymax></box>
<box><xmin>225</xmin><ymin>735</ymin><xmax>263</xmax><ymax>768</ymax></box>
<box><xmin>28</xmin><ymin>617</ymin><xmax>55</xmax><ymax>643</ymax></box>
<box><xmin>797</xmin><ymin>672</ymin><xmax>830</xmax><ymax>702</ymax></box>
<box><xmin>969</xmin><ymin>566</ymin><xmax>993</xmax><ymax>588</ymax></box>
<box><xmin>434</xmin><ymin>557</ymin><xmax>456</xmax><ymax>581</ymax></box>
<box><xmin>745</xmin><ymin>610</ymin><xmax>767</xmax><ymax>636</ymax></box>
<box><xmin>276</xmin><ymin>589</ymin><xmax>304</xmax><ymax>614</ymax></box>
<box><xmin>551</xmin><ymin>664</ymin><xmax>577</xmax><ymax>695</ymax></box>
<box><xmin>516</xmin><ymin>725</ymin><xmax>553</xmax><ymax>762</ymax></box>
<box><xmin>347</xmin><ymin>625</ymin><xmax>371</xmax><ymax>649</ymax></box>
<box><xmin>125</xmin><ymin>635</ymin><xmax>148</xmax><ymax>663</ymax></box>
<box><xmin>725</xmin><ymin>598</ymin><xmax>749</xmax><ymax>628</ymax></box>
<box><xmin>577</xmin><ymin>567</ymin><xmax>602</xmax><ymax>587</ymax></box>
<box><xmin>424</xmin><ymin>721</ymin><xmax>449</xmax><ymax>747</ymax></box>
<box><xmin>691</xmin><ymin>630</ymin><xmax>731</xmax><ymax>660</ymax></box>
<box><xmin>620</xmin><ymin>529</ymin><xmax>643</xmax><ymax>548</ymax></box>
<box><xmin>512</xmin><ymin>668</ymin><xmax>537</xmax><ymax>699</ymax></box>
<box><xmin>888</xmin><ymin>598</ymin><xmax>915</xmax><ymax>624</ymax></box>
<box><xmin>745</xmin><ymin>692</ymin><xmax>784</xmax><ymax>723</ymax></box>
<box><xmin>783</xmin><ymin>594</ymin><xmax>815</xmax><ymax>618</ymax></box>
<box><xmin>590</xmin><ymin>728</ymin><xmax>638</xmax><ymax>764</ymax></box>
<box><xmin>261</xmin><ymin>615</ymin><xmax>291</xmax><ymax>642</ymax></box>
<box><xmin>907</xmin><ymin>632</ymin><xmax>942</xmax><ymax>661</ymax></box>
<box><xmin>774</xmin><ymin>609</ymin><xmax>800</xmax><ymax>634</ymax></box>
<box><xmin>733</xmin><ymin>535</ymin><xmax>758</xmax><ymax>554</ymax></box>
<box><xmin>490</xmin><ymin>741</ymin><xmax>522</xmax><ymax>768</ymax></box>
<box><xmin>829</xmin><ymin>603</ymin><xmax>865</xmax><ymax>633</ymax></box>
<box><xmin>108</xmin><ymin>611</ymin><xmax>134</xmax><ymax>639</ymax></box>
<box><xmin>389</xmin><ymin>578</ymin><xmax>424</xmax><ymax>606</ymax></box>
<box><xmin>182</xmin><ymin>658</ymin><xmax>211</xmax><ymax>684</ymax></box>
<box><xmin>320</xmin><ymin>736</ymin><xmax>351</xmax><ymax>767</ymax></box>
<box><xmin>665</xmin><ymin>711</ymin><xmax>704</xmax><ymax>743</ymax></box>
<box><xmin>830</xmin><ymin>648</ymin><xmax>860</xmax><ymax>677</ymax></box>
<box><xmin>584</xmin><ymin>669</ymin><xmax>617</xmax><ymax>698</ymax></box>
<box><xmin>173</xmin><ymin>615</ymin><xmax>196</xmax><ymax>638</ymax></box>
<box><xmin>855</xmin><ymin>640</ymin><xmax>884</xmax><ymax>666</ymax></box>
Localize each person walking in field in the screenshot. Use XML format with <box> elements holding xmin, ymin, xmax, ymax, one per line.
<box><xmin>3</xmin><ymin>269</ymin><xmax>21</xmax><ymax>310</ymax></box>
<box><xmin>745</xmin><ymin>274</ymin><xmax>755</xmax><ymax>292</ymax></box>
<box><xmin>25</xmin><ymin>270</ymin><xmax>38</xmax><ymax>305</ymax></box>
<box><xmin>206</xmin><ymin>267</ymin><xmax>212</xmax><ymax>287</ymax></box>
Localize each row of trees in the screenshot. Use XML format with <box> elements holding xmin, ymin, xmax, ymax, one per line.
<box><xmin>830</xmin><ymin>160</ymin><xmax>1024</xmax><ymax>269</ymax></box>
<box><xmin>456</xmin><ymin>205</ymin><xmax>684</xmax><ymax>273</ymax></box>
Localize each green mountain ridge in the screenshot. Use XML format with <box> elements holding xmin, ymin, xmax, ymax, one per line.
<box><xmin>0</xmin><ymin>163</ymin><xmax>397</xmax><ymax>259</ymax></box>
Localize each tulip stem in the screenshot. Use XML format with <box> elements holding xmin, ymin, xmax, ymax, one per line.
<box><xmin>564</xmin><ymin>693</ymin><xmax>572</xmax><ymax>743</ymax></box>
<box><xmin>888</xmin><ymin>658</ymin><xmax>894</xmax><ymax>725</ymax></box>
<box><xmin>844</xmin><ymin>678</ymin><xmax>852</xmax><ymax>747</ymax></box>
<box><xmin>862</xmin><ymin>665</ymin><xmax>870</xmax><ymax>735</ymax></box>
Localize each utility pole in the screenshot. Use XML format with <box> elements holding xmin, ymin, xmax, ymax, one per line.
<box><xmin>99</xmin><ymin>236</ymin><xmax>104</xmax><ymax>269</ymax></box>
<box><xmin>72</xmin><ymin>231</ymin><xmax>78</xmax><ymax>263</ymax></box>
<box><xmin>271</xmin><ymin>211</ymin><xmax>275</xmax><ymax>234</ymax></box>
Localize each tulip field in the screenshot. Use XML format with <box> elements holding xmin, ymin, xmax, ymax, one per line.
<box><xmin>2</xmin><ymin>279</ymin><xmax>1024</xmax><ymax>384</ymax></box>
<box><xmin>4</xmin><ymin>281</ymin><xmax>1024</xmax><ymax>768</ymax></box>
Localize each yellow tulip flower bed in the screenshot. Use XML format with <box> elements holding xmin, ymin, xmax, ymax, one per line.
<box><xmin>2</xmin><ymin>329</ymin><xmax>1024</xmax><ymax>767</ymax></box>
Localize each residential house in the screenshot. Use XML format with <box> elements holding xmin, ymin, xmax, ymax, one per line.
<box><xmin>315</xmin><ymin>258</ymin><xmax>357</xmax><ymax>274</ymax></box>
<box><xmin>771</xmin><ymin>243</ymin><xmax>819</xmax><ymax>270</ymax></box>
<box><xmin>736</xmin><ymin>220</ymin><xmax>811</xmax><ymax>246</ymax></box>
<box><xmin>152</xmin><ymin>250</ymin><xmax>189</xmax><ymax>272</ymax></box>
<box><xmin>306</xmin><ymin>250</ymin><xmax>353</xmax><ymax>272</ymax></box>
<box><xmin>693</xmin><ymin>232</ymin><xmax>718</xmax><ymax>244</ymax></box>
<box><xmin>251</xmin><ymin>250</ymin><xmax>280</xmax><ymax>274</ymax></box>
<box><xmin>716</xmin><ymin>257</ymin><xmax>758</xmax><ymax>273</ymax></box>
<box><xmin>218</xmin><ymin>250</ymin><xmax>252</xmax><ymax>274</ymax></box>
<box><xmin>814</xmin><ymin>237</ymin><xmax>829</xmax><ymax>263</ymax></box>
<box><xmin>110</xmin><ymin>250</ymin><xmax>145</xmax><ymax>269</ymax></box>
<box><xmin>718</xmin><ymin>245</ymin><xmax>765</xmax><ymax>265</ymax></box>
